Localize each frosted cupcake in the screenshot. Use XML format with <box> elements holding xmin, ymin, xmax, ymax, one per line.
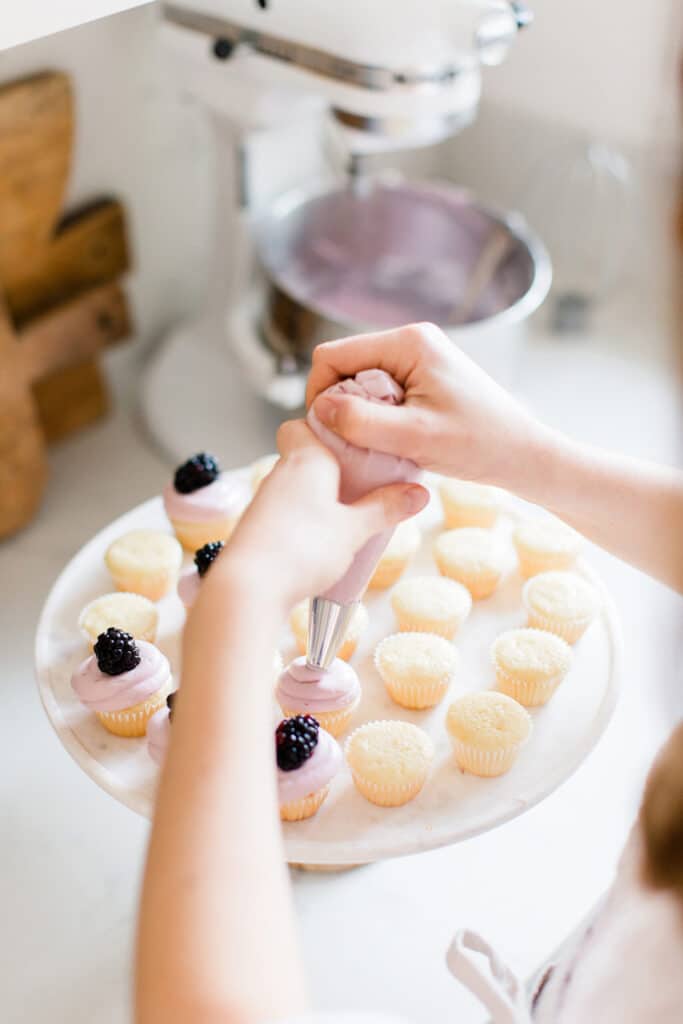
<box><xmin>439</xmin><ymin>478</ymin><xmax>501</xmax><ymax>529</ymax></box>
<box><xmin>491</xmin><ymin>628</ymin><xmax>572</xmax><ymax>707</ymax></box>
<box><xmin>374</xmin><ymin>632</ymin><xmax>459</xmax><ymax>709</ymax></box>
<box><xmin>78</xmin><ymin>592</ymin><xmax>158</xmax><ymax>644</ymax></box>
<box><xmin>276</xmin><ymin>656</ymin><xmax>361</xmax><ymax>737</ymax></box>
<box><xmin>390</xmin><ymin>575</ymin><xmax>472</xmax><ymax>639</ymax></box>
<box><xmin>71</xmin><ymin>628</ymin><xmax>172</xmax><ymax>738</ymax></box>
<box><xmin>523</xmin><ymin>570</ymin><xmax>600</xmax><ymax>643</ymax></box>
<box><xmin>177</xmin><ymin>540</ymin><xmax>224</xmax><ymax>609</ymax></box>
<box><xmin>345</xmin><ymin>720</ymin><xmax>434</xmax><ymax>807</ymax></box>
<box><xmin>446</xmin><ymin>691</ymin><xmax>532</xmax><ymax>777</ymax></box>
<box><xmin>367</xmin><ymin>518</ymin><xmax>421</xmax><ymax>589</ymax></box>
<box><xmin>105</xmin><ymin>529</ymin><xmax>182</xmax><ymax>601</ymax></box>
<box><xmin>147</xmin><ymin>691</ymin><xmax>176</xmax><ymax>766</ymax></box>
<box><xmin>163</xmin><ymin>452</ymin><xmax>250</xmax><ymax>551</ymax></box>
<box><xmin>250</xmin><ymin>453</ymin><xmax>279</xmax><ymax>493</ymax></box>
<box><xmin>433</xmin><ymin>528</ymin><xmax>506</xmax><ymax>599</ymax></box>
<box><xmin>513</xmin><ymin>518</ymin><xmax>582</xmax><ymax>578</ymax></box>
<box><xmin>289</xmin><ymin>599</ymin><xmax>368</xmax><ymax>662</ymax></box>
<box><xmin>277</xmin><ymin>715</ymin><xmax>343</xmax><ymax>821</ymax></box>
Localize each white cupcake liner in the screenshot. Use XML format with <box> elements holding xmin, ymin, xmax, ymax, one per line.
<box><xmin>96</xmin><ymin>684</ymin><xmax>170</xmax><ymax>738</ymax></box>
<box><xmin>525</xmin><ymin>608</ymin><xmax>593</xmax><ymax>644</ymax></box>
<box><xmin>514</xmin><ymin>546</ymin><xmax>577</xmax><ymax>579</ymax></box>
<box><xmin>494</xmin><ymin>665</ymin><xmax>564</xmax><ymax>707</ymax></box>
<box><xmin>441</xmin><ymin>497</ymin><xmax>499</xmax><ymax>530</ymax></box>
<box><xmin>434</xmin><ymin>558</ymin><xmax>502</xmax><ymax>600</ymax></box>
<box><xmin>451</xmin><ymin>738</ymin><xmax>522</xmax><ymax>777</ymax></box>
<box><xmin>279</xmin><ymin>783</ymin><xmax>330</xmax><ymax>822</ymax></box>
<box><xmin>382</xmin><ymin>676</ymin><xmax>450</xmax><ymax>710</ymax></box>
<box><xmin>392</xmin><ymin>610</ymin><xmax>462</xmax><ymax>640</ymax></box>
<box><xmin>280</xmin><ymin>697</ymin><xmax>360</xmax><ymax>738</ymax></box>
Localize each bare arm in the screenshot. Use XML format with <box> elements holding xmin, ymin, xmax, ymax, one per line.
<box><xmin>306</xmin><ymin>323</ymin><xmax>683</xmax><ymax>592</ymax></box>
<box><xmin>135</xmin><ymin>428</ymin><xmax>428</xmax><ymax>1024</ymax></box>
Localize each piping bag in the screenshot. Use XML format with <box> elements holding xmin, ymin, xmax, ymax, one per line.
<box><xmin>306</xmin><ymin>369</ymin><xmax>423</xmax><ymax>669</ymax></box>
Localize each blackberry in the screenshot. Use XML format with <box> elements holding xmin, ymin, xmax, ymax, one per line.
<box><xmin>194</xmin><ymin>540</ymin><xmax>224</xmax><ymax>577</ymax></box>
<box><xmin>174</xmin><ymin>452</ymin><xmax>219</xmax><ymax>494</ymax></box>
<box><xmin>276</xmin><ymin>715</ymin><xmax>319</xmax><ymax>771</ymax></box>
<box><xmin>94</xmin><ymin>628</ymin><xmax>141</xmax><ymax>676</ymax></box>
<box><xmin>166</xmin><ymin>691</ymin><xmax>177</xmax><ymax>721</ymax></box>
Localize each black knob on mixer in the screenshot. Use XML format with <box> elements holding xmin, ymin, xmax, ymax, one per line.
<box><xmin>212</xmin><ymin>37</ymin><xmax>234</xmax><ymax>60</ymax></box>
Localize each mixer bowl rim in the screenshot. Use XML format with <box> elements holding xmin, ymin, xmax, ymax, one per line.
<box><xmin>253</xmin><ymin>176</ymin><xmax>552</xmax><ymax>333</ymax></box>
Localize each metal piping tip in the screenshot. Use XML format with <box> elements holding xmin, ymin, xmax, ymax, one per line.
<box><xmin>306</xmin><ymin>596</ymin><xmax>360</xmax><ymax>670</ymax></box>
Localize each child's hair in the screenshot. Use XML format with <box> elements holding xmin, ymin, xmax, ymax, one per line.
<box><xmin>640</xmin><ymin>720</ymin><xmax>683</xmax><ymax>895</ymax></box>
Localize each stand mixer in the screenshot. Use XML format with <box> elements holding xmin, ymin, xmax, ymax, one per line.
<box><xmin>143</xmin><ymin>0</ymin><xmax>546</xmax><ymax>461</ymax></box>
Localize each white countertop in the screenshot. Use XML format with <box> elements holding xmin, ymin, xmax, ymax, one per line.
<box><xmin>2</xmin><ymin>308</ymin><xmax>681</xmax><ymax>1022</ymax></box>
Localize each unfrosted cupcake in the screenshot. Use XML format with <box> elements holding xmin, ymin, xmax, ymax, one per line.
<box><xmin>433</xmin><ymin>528</ymin><xmax>506</xmax><ymax>599</ymax></box>
<box><xmin>513</xmin><ymin>518</ymin><xmax>582</xmax><ymax>578</ymax></box>
<box><xmin>78</xmin><ymin>592</ymin><xmax>158</xmax><ymax>644</ymax></box>
<box><xmin>367</xmin><ymin>518</ymin><xmax>421</xmax><ymax>589</ymax></box>
<box><xmin>446</xmin><ymin>691</ymin><xmax>532</xmax><ymax>777</ymax></box>
<box><xmin>105</xmin><ymin>529</ymin><xmax>182</xmax><ymax>602</ymax></box>
<box><xmin>491</xmin><ymin>628</ymin><xmax>572</xmax><ymax>707</ymax></box>
<box><xmin>439</xmin><ymin>478</ymin><xmax>501</xmax><ymax>529</ymax></box>
<box><xmin>147</xmin><ymin>691</ymin><xmax>176</xmax><ymax>766</ymax></box>
<box><xmin>390</xmin><ymin>575</ymin><xmax>472</xmax><ymax>639</ymax></box>
<box><xmin>289</xmin><ymin>599</ymin><xmax>368</xmax><ymax>662</ymax></box>
<box><xmin>523</xmin><ymin>570</ymin><xmax>600</xmax><ymax>643</ymax></box>
<box><xmin>374</xmin><ymin>632</ymin><xmax>459</xmax><ymax>709</ymax></box>
<box><xmin>163</xmin><ymin>452</ymin><xmax>250</xmax><ymax>551</ymax></box>
<box><xmin>276</xmin><ymin>715</ymin><xmax>342</xmax><ymax>821</ymax></box>
<box><xmin>250</xmin><ymin>453</ymin><xmax>280</xmax><ymax>493</ymax></box>
<box><xmin>177</xmin><ymin>540</ymin><xmax>224</xmax><ymax>609</ymax></box>
<box><xmin>71</xmin><ymin>628</ymin><xmax>172</xmax><ymax>738</ymax></box>
<box><xmin>276</xmin><ymin>656</ymin><xmax>361</xmax><ymax>737</ymax></box>
<box><xmin>345</xmin><ymin>720</ymin><xmax>434</xmax><ymax>806</ymax></box>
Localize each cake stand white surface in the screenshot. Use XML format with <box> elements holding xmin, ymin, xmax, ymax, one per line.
<box><xmin>35</xmin><ymin>476</ymin><xmax>621</xmax><ymax>866</ymax></box>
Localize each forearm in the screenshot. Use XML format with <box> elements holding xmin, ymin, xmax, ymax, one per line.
<box><xmin>503</xmin><ymin>427</ymin><xmax>683</xmax><ymax>592</ymax></box>
<box><xmin>136</xmin><ymin>567</ymin><xmax>308</xmax><ymax>1024</ymax></box>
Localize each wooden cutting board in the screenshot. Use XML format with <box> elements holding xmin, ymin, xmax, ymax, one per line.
<box><xmin>0</xmin><ymin>71</ymin><xmax>132</xmax><ymax>538</ymax></box>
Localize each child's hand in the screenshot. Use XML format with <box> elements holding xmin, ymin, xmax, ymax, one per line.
<box><xmin>214</xmin><ymin>420</ymin><xmax>428</xmax><ymax>608</ymax></box>
<box><xmin>306</xmin><ymin>322</ymin><xmax>548</xmax><ymax>490</ymax></box>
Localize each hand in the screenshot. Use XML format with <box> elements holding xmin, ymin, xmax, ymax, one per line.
<box><xmin>211</xmin><ymin>420</ymin><xmax>429</xmax><ymax>609</ymax></box>
<box><xmin>305</xmin><ymin>322</ymin><xmax>550</xmax><ymax>491</ymax></box>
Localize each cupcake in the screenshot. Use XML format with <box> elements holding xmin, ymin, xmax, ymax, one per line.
<box><xmin>163</xmin><ymin>452</ymin><xmax>250</xmax><ymax>551</ymax></box>
<box><xmin>147</xmin><ymin>691</ymin><xmax>176</xmax><ymax>766</ymax></box>
<box><xmin>289</xmin><ymin>599</ymin><xmax>368</xmax><ymax>662</ymax></box>
<box><xmin>277</xmin><ymin>715</ymin><xmax>342</xmax><ymax>821</ymax></box>
<box><xmin>446</xmin><ymin>691</ymin><xmax>532</xmax><ymax>777</ymax></box>
<box><xmin>105</xmin><ymin>529</ymin><xmax>182</xmax><ymax>602</ymax></box>
<box><xmin>491</xmin><ymin>628</ymin><xmax>572</xmax><ymax>707</ymax></box>
<box><xmin>71</xmin><ymin>628</ymin><xmax>172</xmax><ymax>738</ymax></box>
<box><xmin>276</xmin><ymin>657</ymin><xmax>361</xmax><ymax>737</ymax></box>
<box><xmin>78</xmin><ymin>592</ymin><xmax>158</xmax><ymax>644</ymax></box>
<box><xmin>374</xmin><ymin>632</ymin><xmax>459</xmax><ymax>709</ymax></box>
<box><xmin>345</xmin><ymin>720</ymin><xmax>434</xmax><ymax>807</ymax></box>
<box><xmin>439</xmin><ymin>478</ymin><xmax>501</xmax><ymax>529</ymax></box>
<box><xmin>177</xmin><ymin>540</ymin><xmax>224</xmax><ymax>609</ymax></box>
<box><xmin>390</xmin><ymin>575</ymin><xmax>472</xmax><ymax>639</ymax></box>
<box><xmin>523</xmin><ymin>571</ymin><xmax>600</xmax><ymax>643</ymax></box>
<box><xmin>513</xmin><ymin>518</ymin><xmax>582</xmax><ymax>578</ymax></box>
<box><xmin>250</xmin><ymin>453</ymin><xmax>280</xmax><ymax>493</ymax></box>
<box><xmin>433</xmin><ymin>528</ymin><xmax>506</xmax><ymax>599</ymax></box>
<box><xmin>367</xmin><ymin>518</ymin><xmax>421</xmax><ymax>589</ymax></box>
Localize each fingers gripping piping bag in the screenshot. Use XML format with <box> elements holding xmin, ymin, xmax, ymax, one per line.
<box><xmin>306</xmin><ymin>369</ymin><xmax>422</xmax><ymax>668</ymax></box>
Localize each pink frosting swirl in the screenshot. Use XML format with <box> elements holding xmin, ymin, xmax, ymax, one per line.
<box><xmin>71</xmin><ymin>640</ymin><xmax>171</xmax><ymax>712</ymax></box>
<box><xmin>276</xmin><ymin>656</ymin><xmax>360</xmax><ymax>714</ymax></box>
<box><xmin>163</xmin><ymin>470</ymin><xmax>250</xmax><ymax>524</ymax></box>
<box><xmin>147</xmin><ymin>705</ymin><xmax>171</xmax><ymax>765</ymax></box>
<box><xmin>308</xmin><ymin>369</ymin><xmax>422</xmax><ymax>603</ymax></box>
<box><xmin>177</xmin><ymin>568</ymin><xmax>201</xmax><ymax>609</ymax></box>
<box><xmin>277</xmin><ymin>726</ymin><xmax>343</xmax><ymax>804</ymax></box>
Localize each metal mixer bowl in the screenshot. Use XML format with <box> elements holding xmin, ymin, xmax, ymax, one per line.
<box><xmin>255</xmin><ymin>178</ymin><xmax>551</xmax><ymax>378</ymax></box>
